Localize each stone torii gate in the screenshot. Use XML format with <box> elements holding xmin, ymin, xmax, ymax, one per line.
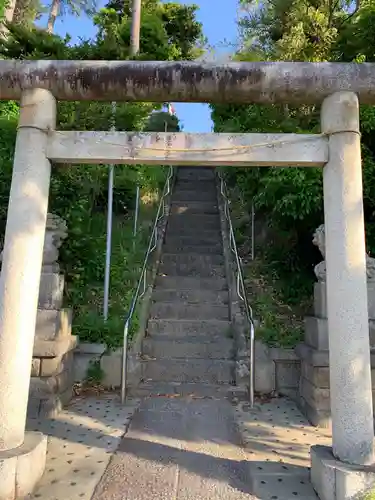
<box><xmin>0</xmin><ymin>60</ymin><xmax>374</xmax><ymax>500</ymax></box>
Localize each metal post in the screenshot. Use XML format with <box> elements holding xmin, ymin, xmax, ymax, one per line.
<box><xmin>249</xmin><ymin>321</ymin><xmax>255</xmax><ymax>407</ymax></box>
<box><xmin>103</xmin><ymin>101</ymin><xmax>116</xmax><ymax>321</ymax></box>
<box><xmin>121</xmin><ymin>321</ymin><xmax>129</xmax><ymax>404</ymax></box>
<box><xmin>251</xmin><ymin>201</ymin><xmax>255</xmax><ymax>260</ymax></box>
<box><xmin>130</xmin><ymin>0</ymin><xmax>141</xmax><ymax>56</ymax></box>
<box><xmin>133</xmin><ymin>185</ymin><xmax>140</xmax><ymax>247</ymax></box>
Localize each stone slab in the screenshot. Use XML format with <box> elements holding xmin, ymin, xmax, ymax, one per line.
<box><xmin>142</xmin><ymin>358</ymin><xmax>235</xmax><ymax>385</ymax></box>
<box><xmin>35</xmin><ymin>308</ymin><xmax>72</xmax><ymax>341</ymax></box>
<box><xmin>305</xmin><ymin>315</ymin><xmax>375</xmax><ymax>350</ymax></box>
<box><xmin>0</xmin><ymin>431</ymin><xmax>47</xmax><ymax>500</ymax></box>
<box><xmin>38</xmin><ymin>272</ymin><xmax>64</xmax><ymax>310</ymax></box>
<box><xmin>27</xmin><ymin>395</ymin><xmax>140</xmax><ymax>500</ymax></box>
<box><xmin>131</xmin><ymin>381</ymin><xmax>247</xmax><ymax>399</ymax></box>
<box><xmin>149</xmin><ymin>302</ymin><xmax>229</xmax><ymax>320</ymax></box>
<box><xmin>314</xmin><ymin>281</ymin><xmax>375</xmax><ymax>319</ymax></box>
<box><xmin>31</xmin><ymin>358</ymin><xmax>41</xmax><ymax>377</ymax></box>
<box><xmin>302</xmin><ymin>361</ymin><xmax>375</xmax><ymax>390</ymax></box>
<box><xmin>297</xmin><ymin>395</ymin><xmax>332</xmax><ymax>428</ymax></box>
<box><xmin>147</xmin><ymin>318</ymin><xmax>231</xmax><ymax>337</ymax></box>
<box><xmin>311</xmin><ymin>445</ymin><xmax>375</xmax><ymax>500</ymax></box>
<box><xmin>300</xmin><ymin>376</ymin><xmax>375</xmax><ymax>416</ymax></box>
<box><xmin>275</xmin><ymin>360</ymin><xmax>301</xmax><ymax>393</ymax></box>
<box><xmin>33</xmin><ymin>335</ymin><xmax>77</xmax><ymax>358</ymax></box>
<box><xmin>29</xmin><ymin>366</ymin><xmax>74</xmax><ymax>398</ymax></box>
<box><xmin>301</xmin><ymin>362</ymin><xmax>330</xmax><ymax>388</ymax></box>
<box><xmin>27</xmin><ymin>384</ymin><xmax>74</xmax><ymax>419</ymax></box>
<box><xmin>254</xmin><ymin>340</ymin><xmax>275</xmax><ymax>394</ymax></box>
<box><xmin>39</xmin><ymin>349</ymin><xmax>74</xmax><ymax>377</ymax></box>
<box><xmin>300</xmin><ymin>376</ymin><xmax>330</xmax><ymax>410</ymax></box>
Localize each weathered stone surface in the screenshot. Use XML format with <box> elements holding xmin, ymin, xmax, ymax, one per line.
<box><xmin>305</xmin><ymin>316</ymin><xmax>375</xmax><ymax>350</ymax></box>
<box><xmin>29</xmin><ymin>367</ymin><xmax>73</xmax><ymax>398</ymax></box>
<box><xmin>0</xmin><ymin>431</ymin><xmax>47</xmax><ymax>500</ymax></box>
<box><xmin>311</xmin><ymin>445</ymin><xmax>375</xmax><ymax>500</ymax></box>
<box><xmin>301</xmin><ymin>362</ymin><xmax>330</xmax><ymax>388</ymax></box>
<box><xmin>298</xmin><ymin>396</ymin><xmax>332</xmax><ymax>428</ymax></box>
<box><xmin>300</xmin><ymin>375</ymin><xmax>375</xmax><ymax>414</ymax></box>
<box><xmin>313</xmin><ymin>223</ymin><xmax>375</xmax><ymax>283</ymax></box>
<box><xmin>39</xmin><ymin>349</ymin><xmax>74</xmax><ymax>377</ymax></box>
<box><xmin>5</xmin><ymin>60</ymin><xmax>375</xmax><ymax>105</ymax></box>
<box><xmin>33</xmin><ymin>335</ymin><xmax>77</xmax><ymax>358</ymax></box>
<box><xmin>142</xmin><ymin>358</ymin><xmax>235</xmax><ymax>385</ymax></box>
<box><xmin>35</xmin><ymin>308</ymin><xmax>72</xmax><ymax>341</ymax></box>
<box><xmin>41</xmin><ymin>213</ymin><xmax>67</xmax><ymax>272</ymax></box>
<box><xmin>31</xmin><ymin>359</ymin><xmax>41</xmax><ymax>377</ymax></box>
<box><xmin>300</xmin><ymin>376</ymin><xmax>330</xmax><ymax>410</ymax></box>
<box><xmin>314</xmin><ymin>280</ymin><xmax>375</xmax><ymax>319</ymax></box>
<box><xmin>275</xmin><ymin>361</ymin><xmax>300</xmax><ymax>395</ymax></box>
<box><xmin>296</xmin><ymin>343</ymin><xmax>329</xmax><ymax>367</ymax></box>
<box><xmin>38</xmin><ymin>272</ymin><xmax>64</xmax><ymax>310</ymax></box>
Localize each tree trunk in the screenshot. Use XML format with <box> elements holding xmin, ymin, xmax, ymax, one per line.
<box><xmin>0</xmin><ymin>0</ymin><xmax>17</xmax><ymax>36</ymax></box>
<box><xmin>46</xmin><ymin>0</ymin><xmax>60</xmax><ymax>33</ymax></box>
<box><xmin>13</xmin><ymin>0</ymin><xmax>40</xmax><ymax>27</ymax></box>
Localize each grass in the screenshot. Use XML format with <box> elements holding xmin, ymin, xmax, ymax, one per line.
<box><xmin>227</xmin><ymin>184</ymin><xmax>313</xmax><ymax>349</ymax></box>
<box><xmin>65</xmin><ymin>196</ymin><xmax>161</xmax><ymax>350</ymax></box>
<box><xmin>243</xmin><ymin>256</ymin><xmax>310</xmax><ymax>348</ymax></box>
<box><xmin>362</xmin><ymin>491</ymin><xmax>375</xmax><ymax>500</ymax></box>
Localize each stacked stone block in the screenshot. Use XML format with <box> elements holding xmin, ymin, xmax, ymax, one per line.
<box><xmin>28</xmin><ymin>214</ymin><xmax>77</xmax><ymax>418</ymax></box>
<box><xmin>297</xmin><ymin>224</ymin><xmax>375</xmax><ymax>427</ymax></box>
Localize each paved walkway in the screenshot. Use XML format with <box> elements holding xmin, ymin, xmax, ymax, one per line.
<box><xmin>27</xmin><ymin>395</ymin><xmax>139</xmax><ymax>500</ymax></box>
<box><xmin>26</xmin><ymin>392</ymin><xmax>332</xmax><ymax>500</ymax></box>
<box><xmin>92</xmin><ymin>396</ymin><xmax>256</xmax><ymax>500</ymax></box>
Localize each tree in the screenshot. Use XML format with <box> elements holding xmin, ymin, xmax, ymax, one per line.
<box><xmin>46</xmin><ymin>0</ymin><xmax>96</xmax><ymax>33</ymax></box>
<box><xmin>102</xmin><ymin>0</ymin><xmax>205</xmax><ymax>59</ymax></box>
<box><xmin>211</xmin><ymin>0</ymin><xmax>375</xmax><ymax>283</ymax></box>
<box><xmin>0</xmin><ymin>0</ymin><xmax>191</xmax><ymax>348</ymax></box>
<box><xmin>145</xmin><ymin>110</ymin><xmax>180</xmax><ymax>132</ymax></box>
<box><xmin>0</xmin><ymin>0</ymin><xmax>17</xmax><ymax>36</ymax></box>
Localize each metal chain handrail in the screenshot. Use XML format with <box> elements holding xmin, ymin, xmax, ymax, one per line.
<box><xmin>218</xmin><ymin>171</ymin><xmax>255</xmax><ymax>408</ymax></box>
<box><xmin>120</xmin><ymin>165</ymin><xmax>174</xmax><ymax>404</ymax></box>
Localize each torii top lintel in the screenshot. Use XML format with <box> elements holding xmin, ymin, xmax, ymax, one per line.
<box><xmin>0</xmin><ymin>60</ymin><xmax>375</xmax><ymax>104</ymax></box>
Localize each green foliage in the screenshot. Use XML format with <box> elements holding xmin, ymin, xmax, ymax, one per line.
<box><xmin>0</xmin><ymin>0</ymin><xmax>202</xmax><ymax>349</ymax></box>
<box><xmin>104</xmin><ymin>0</ymin><xmax>205</xmax><ymax>59</ymax></box>
<box><xmin>145</xmin><ymin>111</ymin><xmax>180</xmax><ymax>132</ymax></box>
<box><xmin>86</xmin><ymin>359</ymin><xmax>105</xmax><ymax>384</ymax></box>
<box><xmin>212</xmin><ymin>0</ymin><xmax>375</xmax><ymax>347</ymax></box>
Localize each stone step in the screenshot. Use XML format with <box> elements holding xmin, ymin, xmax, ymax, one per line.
<box><xmin>170</xmin><ymin>202</ymin><xmax>219</xmax><ymax>215</ymax></box>
<box><xmin>130</xmin><ymin>381</ymin><xmax>245</xmax><ymax>399</ymax></box>
<box><xmin>173</xmin><ymin>190</ymin><xmax>218</xmax><ymax>202</ymax></box>
<box><xmin>151</xmin><ymin>288</ymin><xmax>228</xmax><ymax>304</ymax></box>
<box><xmin>142</xmin><ymin>358</ymin><xmax>235</xmax><ymax>384</ymax></box>
<box><xmin>159</xmin><ymin>261</ymin><xmax>225</xmax><ymax>278</ymax></box>
<box><xmin>147</xmin><ymin>318</ymin><xmax>232</xmax><ymax>337</ymax></box>
<box><xmin>154</xmin><ymin>275</ymin><xmax>228</xmax><ymax>291</ymax></box>
<box><xmin>166</xmin><ymin>224</ymin><xmax>221</xmax><ymax>236</ymax></box>
<box><xmin>174</xmin><ymin>181</ymin><xmax>216</xmax><ymax>192</ymax></box>
<box><xmin>149</xmin><ymin>302</ymin><xmax>229</xmax><ymax>320</ymax></box>
<box><xmin>177</xmin><ymin>168</ymin><xmax>215</xmax><ymax>181</ymax></box>
<box><xmin>161</xmin><ymin>253</ymin><xmax>224</xmax><ymax>267</ymax></box>
<box><xmin>143</xmin><ymin>337</ymin><xmax>234</xmax><ymax>359</ymax></box>
<box><xmin>164</xmin><ymin>232</ymin><xmax>221</xmax><ymax>246</ymax></box>
<box><xmin>163</xmin><ymin>242</ymin><xmax>223</xmax><ymax>255</ymax></box>
<box><xmin>167</xmin><ymin>214</ymin><xmax>220</xmax><ymax>230</ymax></box>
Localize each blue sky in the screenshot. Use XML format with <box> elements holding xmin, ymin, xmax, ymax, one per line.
<box><xmin>49</xmin><ymin>0</ymin><xmax>239</xmax><ymax>132</ymax></box>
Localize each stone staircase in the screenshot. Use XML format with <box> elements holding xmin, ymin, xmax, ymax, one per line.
<box><xmin>137</xmin><ymin>166</ymin><xmax>236</xmax><ymax>397</ymax></box>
